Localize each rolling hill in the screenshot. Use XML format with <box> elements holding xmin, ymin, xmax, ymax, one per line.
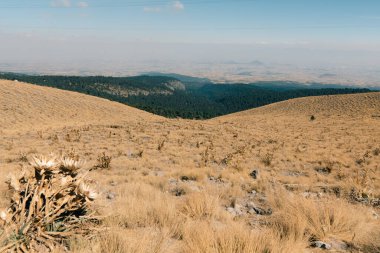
<box><xmin>220</xmin><ymin>92</ymin><xmax>380</xmax><ymax>118</ymax></box>
<box><xmin>0</xmin><ymin>80</ymin><xmax>160</xmax><ymax>132</ymax></box>
<box><xmin>0</xmin><ymin>80</ymin><xmax>379</xmax><ymax>253</ymax></box>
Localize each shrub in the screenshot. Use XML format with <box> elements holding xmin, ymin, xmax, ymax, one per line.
<box><xmin>94</xmin><ymin>152</ymin><xmax>112</xmax><ymax>170</ymax></box>
<box><xmin>0</xmin><ymin>155</ymin><xmax>100</xmax><ymax>252</ymax></box>
<box><xmin>261</xmin><ymin>153</ymin><xmax>273</xmax><ymax>166</ymax></box>
<box><xmin>65</xmin><ymin>129</ymin><xmax>81</xmax><ymax>142</ymax></box>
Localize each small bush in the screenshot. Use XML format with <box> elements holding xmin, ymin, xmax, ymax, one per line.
<box><xmin>0</xmin><ymin>155</ymin><xmax>100</xmax><ymax>251</ymax></box>
<box><xmin>261</xmin><ymin>153</ymin><xmax>273</xmax><ymax>166</ymax></box>
<box><xmin>18</xmin><ymin>152</ymin><xmax>28</xmax><ymax>162</ymax></box>
<box><xmin>65</xmin><ymin>129</ymin><xmax>81</xmax><ymax>142</ymax></box>
<box><xmin>94</xmin><ymin>152</ymin><xmax>112</xmax><ymax>170</ymax></box>
<box><xmin>157</xmin><ymin>140</ymin><xmax>165</xmax><ymax>151</ymax></box>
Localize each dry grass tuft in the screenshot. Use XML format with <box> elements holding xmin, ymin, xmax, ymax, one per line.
<box><xmin>182</xmin><ymin>221</ymin><xmax>275</xmax><ymax>253</ymax></box>
<box><xmin>181</xmin><ymin>192</ymin><xmax>220</xmax><ymax>220</ymax></box>
<box><xmin>0</xmin><ymin>155</ymin><xmax>100</xmax><ymax>252</ymax></box>
<box><xmin>267</xmin><ymin>189</ymin><xmax>379</xmax><ymax>248</ymax></box>
<box><xmin>93</xmin><ymin>152</ymin><xmax>112</xmax><ymax>170</ymax></box>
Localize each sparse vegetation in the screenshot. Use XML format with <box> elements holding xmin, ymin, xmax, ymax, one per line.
<box><xmin>17</xmin><ymin>152</ymin><xmax>28</xmax><ymax>162</ymax></box>
<box><xmin>0</xmin><ymin>155</ymin><xmax>100</xmax><ymax>252</ymax></box>
<box><xmin>0</xmin><ymin>81</ymin><xmax>379</xmax><ymax>252</ymax></box>
<box><xmin>261</xmin><ymin>153</ymin><xmax>273</xmax><ymax>166</ymax></box>
<box><xmin>94</xmin><ymin>152</ymin><xmax>112</xmax><ymax>169</ymax></box>
<box><xmin>65</xmin><ymin>129</ymin><xmax>81</xmax><ymax>142</ymax></box>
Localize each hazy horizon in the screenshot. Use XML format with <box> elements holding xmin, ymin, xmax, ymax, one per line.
<box><xmin>1</xmin><ymin>0</ymin><xmax>380</xmax><ymax>86</ymax></box>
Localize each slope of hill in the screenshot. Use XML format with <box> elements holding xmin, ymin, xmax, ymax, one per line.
<box><xmin>0</xmin><ymin>82</ymin><xmax>379</xmax><ymax>253</ymax></box>
<box><xmin>0</xmin><ymin>80</ymin><xmax>159</xmax><ymax>132</ymax></box>
<box><xmin>219</xmin><ymin>92</ymin><xmax>380</xmax><ymax>119</ymax></box>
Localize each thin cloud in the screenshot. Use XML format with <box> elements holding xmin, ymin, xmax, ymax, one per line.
<box><xmin>172</xmin><ymin>1</ymin><xmax>184</xmax><ymax>11</ymax></box>
<box><xmin>143</xmin><ymin>7</ymin><xmax>161</xmax><ymax>13</ymax></box>
<box><xmin>77</xmin><ymin>1</ymin><xmax>89</xmax><ymax>8</ymax></box>
<box><xmin>144</xmin><ymin>1</ymin><xmax>184</xmax><ymax>13</ymax></box>
<box><xmin>51</xmin><ymin>0</ymin><xmax>71</xmax><ymax>8</ymax></box>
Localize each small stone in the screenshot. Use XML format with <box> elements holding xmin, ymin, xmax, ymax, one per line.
<box><xmin>109</xmin><ymin>181</ymin><xmax>117</xmax><ymax>186</ymax></box>
<box><xmin>180</xmin><ymin>176</ymin><xmax>190</xmax><ymax>181</ymax></box>
<box><xmin>227</xmin><ymin>207</ymin><xmax>237</xmax><ymax>216</ymax></box>
<box><xmin>250</xmin><ymin>169</ymin><xmax>259</xmax><ymax>179</ymax></box>
<box><xmin>330</xmin><ymin>240</ymin><xmax>348</xmax><ymax>251</ymax></box>
<box><xmin>234</xmin><ymin>204</ymin><xmax>243</xmax><ymax>216</ymax></box>
<box><xmin>246</xmin><ymin>201</ymin><xmax>256</xmax><ymax>209</ymax></box>
<box><xmin>168</xmin><ymin>178</ymin><xmax>178</xmax><ymax>185</ymax></box>
<box><xmin>106</xmin><ymin>192</ymin><xmax>116</xmax><ymax>200</ymax></box>
<box><xmin>372</xmin><ymin>211</ymin><xmax>379</xmax><ymax>219</ymax></box>
<box><xmin>249</xmin><ymin>190</ymin><xmax>257</xmax><ymax>196</ymax></box>
<box><xmin>257</xmin><ymin>207</ymin><xmax>272</xmax><ymax>215</ymax></box>
<box><xmin>154</xmin><ymin>171</ymin><xmax>165</xmax><ymax>177</ymax></box>
<box><xmin>311</xmin><ymin>241</ymin><xmax>332</xmax><ymax>250</ymax></box>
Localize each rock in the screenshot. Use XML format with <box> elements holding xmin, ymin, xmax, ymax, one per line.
<box><xmin>181</xmin><ymin>176</ymin><xmax>190</xmax><ymax>181</ymax></box>
<box><xmin>297</xmin><ymin>144</ymin><xmax>308</xmax><ymax>152</ymax></box>
<box><xmin>227</xmin><ymin>204</ymin><xmax>243</xmax><ymax>217</ymax></box>
<box><xmin>109</xmin><ymin>181</ymin><xmax>117</xmax><ymax>186</ymax></box>
<box><xmin>248</xmin><ymin>190</ymin><xmax>257</xmax><ymax>198</ymax></box>
<box><xmin>249</xmin><ymin>169</ymin><xmax>259</xmax><ymax>179</ymax></box>
<box><xmin>154</xmin><ymin>171</ymin><xmax>165</xmax><ymax>177</ymax></box>
<box><xmin>188</xmin><ymin>184</ymin><xmax>201</xmax><ymax>192</ymax></box>
<box><xmin>285</xmin><ymin>170</ymin><xmax>307</xmax><ymax>177</ymax></box>
<box><xmin>311</xmin><ymin>241</ymin><xmax>332</xmax><ymax>250</ymax></box>
<box><xmin>302</xmin><ymin>192</ymin><xmax>318</xmax><ymax>199</ymax></box>
<box><xmin>246</xmin><ymin>202</ymin><xmax>272</xmax><ymax>216</ymax></box>
<box><xmin>168</xmin><ymin>178</ymin><xmax>178</xmax><ymax>185</ymax></box>
<box><xmin>253</xmin><ymin>206</ymin><xmax>272</xmax><ymax>215</ymax></box>
<box><xmin>246</xmin><ymin>201</ymin><xmax>256</xmax><ymax>209</ymax></box>
<box><xmin>314</xmin><ymin>166</ymin><xmax>332</xmax><ymax>175</ymax></box>
<box><xmin>233</xmin><ymin>204</ymin><xmax>243</xmax><ymax>216</ymax></box>
<box><xmin>106</xmin><ymin>192</ymin><xmax>116</xmax><ymax>200</ymax></box>
<box><xmin>330</xmin><ymin>240</ymin><xmax>348</xmax><ymax>251</ymax></box>
<box><xmin>372</xmin><ymin>210</ymin><xmax>379</xmax><ymax>219</ymax></box>
<box><xmin>208</xmin><ymin>176</ymin><xmax>224</xmax><ymax>184</ymax></box>
<box><xmin>227</xmin><ymin>207</ymin><xmax>237</xmax><ymax>216</ymax></box>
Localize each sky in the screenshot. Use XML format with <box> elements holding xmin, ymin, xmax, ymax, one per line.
<box><xmin>0</xmin><ymin>0</ymin><xmax>380</xmax><ymax>83</ymax></box>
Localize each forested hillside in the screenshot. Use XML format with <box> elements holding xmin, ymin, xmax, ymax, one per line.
<box><xmin>0</xmin><ymin>72</ymin><xmax>372</xmax><ymax>119</ymax></box>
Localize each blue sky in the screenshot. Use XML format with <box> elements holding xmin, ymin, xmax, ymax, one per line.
<box><xmin>0</xmin><ymin>0</ymin><xmax>380</xmax><ymax>83</ymax></box>
<box><xmin>1</xmin><ymin>0</ymin><xmax>380</xmax><ymax>44</ymax></box>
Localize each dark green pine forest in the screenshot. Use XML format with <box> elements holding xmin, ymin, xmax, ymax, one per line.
<box><xmin>0</xmin><ymin>72</ymin><xmax>373</xmax><ymax>119</ymax></box>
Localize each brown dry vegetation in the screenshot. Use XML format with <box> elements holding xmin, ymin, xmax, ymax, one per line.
<box><xmin>1</xmin><ymin>80</ymin><xmax>380</xmax><ymax>252</ymax></box>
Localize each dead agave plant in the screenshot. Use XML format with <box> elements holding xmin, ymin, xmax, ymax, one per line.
<box><xmin>0</xmin><ymin>154</ymin><xmax>100</xmax><ymax>252</ymax></box>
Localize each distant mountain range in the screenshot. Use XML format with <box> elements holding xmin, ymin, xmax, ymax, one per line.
<box><xmin>0</xmin><ymin>72</ymin><xmax>375</xmax><ymax>119</ymax></box>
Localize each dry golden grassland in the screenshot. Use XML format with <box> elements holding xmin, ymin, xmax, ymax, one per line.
<box><xmin>0</xmin><ymin>80</ymin><xmax>379</xmax><ymax>252</ymax></box>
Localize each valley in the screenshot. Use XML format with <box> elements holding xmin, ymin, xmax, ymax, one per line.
<box><xmin>0</xmin><ymin>72</ymin><xmax>373</xmax><ymax>119</ymax></box>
